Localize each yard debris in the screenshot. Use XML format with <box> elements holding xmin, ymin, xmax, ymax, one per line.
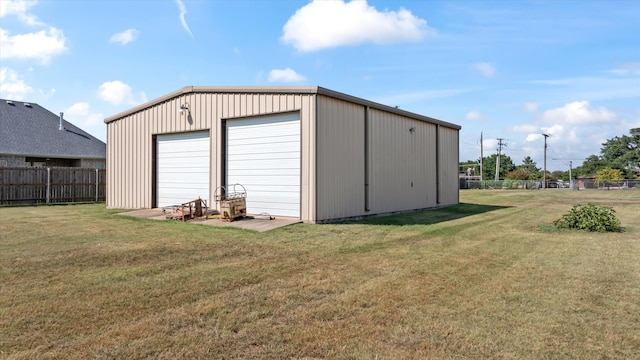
<box><xmin>162</xmin><ymin>197</ymin><xmax>212</xmax><ymax>222</ymax></box>
<box><xmin>251</xmin><ymin>212</ymin><xmax>275</xmax><ymax>220</ymax></box>
<box><xmin>215</xmin><ymin>184</ymin><xmax>247</xmax><ymax>222</ymax></box>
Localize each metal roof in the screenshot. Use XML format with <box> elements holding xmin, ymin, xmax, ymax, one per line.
<box><xmin>0</xmin><ymin>99</ymin><xmax>106</xmax><ymax>159</ymax></box>
<box><xmin>104</xmin><ymin>86</ymin><xmax>461</xmax><ymax>130</ymax></box>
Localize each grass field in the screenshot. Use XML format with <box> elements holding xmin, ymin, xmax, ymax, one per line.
<box><xmin>1</xmin><ymin>190</ymin><xmax>639</xmax><ymax>359</ymax></box>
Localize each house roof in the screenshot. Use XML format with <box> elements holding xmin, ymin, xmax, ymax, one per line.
<box><xmin>0</xmin><ymin>99</ymin><xmax>106</xmax><ymax>159</ymax></box>
<box><xmin>104</xmin><ymin>86</ymin><xmax>461</xmax><ymax>130</ymax></box>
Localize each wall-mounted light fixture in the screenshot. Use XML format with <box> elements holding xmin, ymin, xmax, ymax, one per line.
<box><xmin>179</xmin><ymin>102</ymin><xmax>193</xmax><ymax>125</ymax></box>
<box><xmin>179</xmin><ymin>103</ymin><xmax>190</xmax><ymax>115</ymax></box>
<box><xmin>409</xmin><ymin>127</ymin><xmax>416</xmax><ymax>133</ymax></box>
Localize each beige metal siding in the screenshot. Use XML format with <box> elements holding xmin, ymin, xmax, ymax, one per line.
<box><xmin>315</xmin><ymin>96</ymin><xmax>365</xmax><ymax>221</ymax></box>
<box><xmin>368</xmin><ymin>108</ymin><xmax>438</xmax><ymax>214</ymax></box>
<box><xmin>105</xmin><ymin>86</ymin><xmax>459</xmax><ymax>222</ymax></box>
<box><xmin>106</xmin><ymin>92</ymin><xmax>315</xmax><ymax>221</ymax></box>
<box><xmin>438</xmin><ymin>126</ymin><xmax>460</xmax><ymax>206</ymax></box>
<box><xmin>300</xmin><ymin>96</ymin><xmax>316</xmax><ymax>222</ymax></box>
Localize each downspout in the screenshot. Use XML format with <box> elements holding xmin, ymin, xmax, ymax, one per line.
<box><xmin>436</xmin><ymin>124</ymin><xmax>440</xmax><ymax>205</ymax></box>
<box><xmin>313</xmin><ymin>95</ymin><xmax>318</xmax><ymax>222</ymax></box>
<box><xmin>95</xmin><ymin>168</ymin><xmax>99</xmax><ymax>202</ymax></box>
<box><xmin>364</xmin><ymin>106</ymin><xmax>370</xmax><ymax>212</ymax></box>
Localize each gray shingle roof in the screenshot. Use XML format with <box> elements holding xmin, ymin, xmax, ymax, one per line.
<box><xmin>0</xmin><ymin>99</ymin><xmax>106</xmax><ymax>159</ymax></box>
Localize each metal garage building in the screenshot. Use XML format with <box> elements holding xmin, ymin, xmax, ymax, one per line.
<box><xmin>104</xmin><ymin>86</ymin><xmax>460</xmax><ymax>223</ymax></box>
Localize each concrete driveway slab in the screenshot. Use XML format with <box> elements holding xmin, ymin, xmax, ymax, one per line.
<box><xmin>117</xmin><ymin>208</ymin><xmax>301</xmax><ymax>232</ymax></box>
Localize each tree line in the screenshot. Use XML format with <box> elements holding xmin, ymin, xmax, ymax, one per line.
<box><xmin>460</xmin><ymin>128</ymin><xmax>640</xmax><ymax>184</ymax></box>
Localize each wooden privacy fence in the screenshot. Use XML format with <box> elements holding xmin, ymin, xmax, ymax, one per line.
<box><xmin>0</xmin><ymin>167</ymin><xmax>106</xmax><ymax>205</ymax></box>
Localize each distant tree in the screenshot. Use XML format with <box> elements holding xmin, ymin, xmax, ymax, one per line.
<box><xmin>518</xmin><ymin>156</ymin><xmax>539</xmax><ymax>173</ymax></box>
<box><xmin>551</xmin><ymin>170</ymin><xmax>564</xmax><ymax>181</ymax></box>
<box><xmin>505</xmin><ymin>169</ymin><xmax>531</xmax><ymax>180</ymax></box>
<box><xmin>574</xmin><ymin>155</ymin><xmax>606</xmax><ymax>177</ymax></box>
<box><xmin>513</xmin><ymin>156</ymin><xmax>540</xmax><ymax>180</ymax></box>
<box><xmin>595</xmin><ymin>167</ymin><xmax>624</xmax><ymax>189</ymax></box>
<box><xmin>481</xmin><ymin>154</ymin><xmax>515</xmax><ymax>180</ymax></box>
<box><xmin>600</xmin><ymin>128</ymin><xmax>640</xmax><ymax>178</ymax></box>
<box><xmin>459</xmin><ymin>160</ymin><xmax>480</xmax><ymax>176</ymax></box>
<box><xmin>574</xmin><ymin>128</ymin><xmax>640</xmax><ymax>178</ymax></box>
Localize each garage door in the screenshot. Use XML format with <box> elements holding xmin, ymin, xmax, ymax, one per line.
<box><xmin>226</xmin><ymin>112</ymin><xmax>300</xmax><ymax>217</ymax></box>
<box><xmin>156</xmin><ymin>131</ymin><xmax>210</xmax><ymax>208</ymax></box>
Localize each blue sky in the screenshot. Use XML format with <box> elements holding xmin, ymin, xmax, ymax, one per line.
<box><xmin>1</xmin><ymin>0</ymin><xmax>639</xmax><ymax>171</ymax></box>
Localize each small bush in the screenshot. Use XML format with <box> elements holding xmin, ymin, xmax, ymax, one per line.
<box><xmin>554</xmin><ymin>203</ymin><xmax>622</xmax><ymax>232</ymax></box>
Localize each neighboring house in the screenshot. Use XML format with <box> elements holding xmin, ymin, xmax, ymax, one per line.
<box><xmin>104</xmin><ymin>86</ymin><xmax>461</xmax><ymax>223</ymax></box>
<box><xmin>0</xmin><ymin>99</ymin><xmax>106</xmax><ymax>168</ymax></box>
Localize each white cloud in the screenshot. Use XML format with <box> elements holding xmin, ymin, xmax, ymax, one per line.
<box><xmin>65</xmin><ymin>102</ymin><xmax>104</xmax><ymax>126</ymax></box>
<box><xmin>508</xmin><ymin>100</ymin><xmax>625</xmax><ymax>167</ymax></box>
<box><xmin>522</xmin><ymin>130</ymin><xmax>560</xmax><ymax>145</ymax></box>
<box><xmin>375</xmin><ymin>88</ymin><xmax>474</xmax><ymax>106</ymax></box>
<box><xmin>85</xmin><ymin>113</ymin><xmax>105</xmax><ymax>126</ymax></box>
<box><xmin>529</xmin><ymin>76</ymin><xmax>640</xmax><ymax>102</ymax></box>
<box><xmin>483</xmin><ymin>138</ymin><xmax>498</xmax><ymax>151</ymax></box>
<box><xmin>0</xmin><ymin>67</ymin><xmax>33</xmax><ymax>100</ymax></box>
<box><xmin>38</xmin><ymin>88</ymin><xmax>55</xmax><ymax>97</ymax></box>
<box><xmin>524</xmin><ymin>133</ymin><xmax>542</xmax><ymax>143</ymax></box>
<box><xmin>540</xmin><ymin>124</ymin><xmax>579</xmax><ymax>145</ymax></box>
<box><xmin>97</xmin><ymin>80</ymin><xmax>137</xmax><ymax>105</ymax></box>
<box><xmin>109</xmin><ymin>28</ymin><xmax>139</xmax><ymax>45</ymax></box>
<box><xmin>541</xmin><ymin>125</ymin><xmax>562</xmax><ymax>137</ymax></box>
<box><xmin>541</xmin><ymin>100</ymin><xmax>615</xmax><ymax>125</ymax></box>
<box><xmin>0</xmin><ymin>0</ymin><xmax>35</xmax><ymax>17</ymax></box>
<box><xmin>465</xmin><ymin>110</ymin><xmax>484</xmax><ymax>120</ymax></box>
<box><xmin>65</xmin><ymin>102</ymin><xmax>90</xmax><ymax>116</ymax></box>
<box><xmin>268</xmin><ymin>68</ymin><xmax>306</xmax><ymax>83</ymax></box>
<box><xmin>524</xmin><ymin>102</ymin><xmax>539</xmax><ymax>112</ymax></box>
<box><xmin>512</xmin><ymin>124</ymin><xmax>539</xmax><ymax>134</ymax></box>
<box><xmin>281</xmin><ymin>0</ymin><xmax>433</xmax><ymax>52</ymax></box>
<box><xmin>607</xmin><ymin>62</ymin><xmax>640</xmax><ymax>76</ymax></box>
<box><xmin>140</xmin><ymin>91</ymin><xmax>148</xmax><ymax>104</ymax></box>
<box><xmin>0</xmin><ymin>27</ymin><xmax>67</xmax><ymax>64</ymax></box>
<box><xmin>473</xmin><ymin>62</ymin><xmax>497</xmax><ymax>77</ymax></box>
<box><xmin>175</xmin><ymin>0</ymin><xmax>193</xmax><ymax>37</ymax></box>
<box><xmin>0</xmin><ymin>1</ymin><xmax>66</xmax><ymax>64</ymax></box>
<box><xmin>0</xmin><ymin>0</ymin><xmax>44</xmax><ymax>26</ymax></box>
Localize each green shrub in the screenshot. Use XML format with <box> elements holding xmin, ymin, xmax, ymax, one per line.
<box><xmin>480</xmin><ymin>180</ymin><xmax>502</xmax><ymax>189</ymax></box>
<box><xmin>554</xmin><ymin>203</ymin><xmax>622</xmax><ymax>232</ymax></box>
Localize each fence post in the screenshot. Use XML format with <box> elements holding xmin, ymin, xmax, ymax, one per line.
<box><xmin>46</xmin><ymin>167</ymin><xmax>51</xmax><ymax>203</ymax></box>
<box><xmin>95</xmin><ymin>168</ymin><xmax>99</xmax><ymax>202</ymax></box>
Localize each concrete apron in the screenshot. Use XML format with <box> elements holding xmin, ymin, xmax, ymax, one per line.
<box><xmin>117</xmin><ymin>208</ymin><xmax>302</xmax><ymax>232</ymax></box>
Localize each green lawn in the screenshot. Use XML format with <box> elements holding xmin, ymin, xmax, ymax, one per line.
<box><xmin>1</xmin><ymin>190</ymin><xmax>639</xmax><ymax>359</ymax></box>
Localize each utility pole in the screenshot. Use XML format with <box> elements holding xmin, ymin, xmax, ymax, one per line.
<box><xmin>495</xmin><ymin>138</ymin><xmax>507</xmax><ymax>181</ymax></box>
<box><xmin>552</xmin><ymin>158</ymin><xmax>582</xmax><ymax>190</ymax></box>
<box><xmin>542</xmin><ymin>133</ymin><xmax>550</xmax><ymax>189</ymax></box>
<box><xmin>569</xmin><ymin>161</ymin><xmax>573</xmax><ymax>190</ymax></box>
<box><xmin>480</xmin><ymin>132</ymin><xmax>483</xmax><ymax>182</ymax></box>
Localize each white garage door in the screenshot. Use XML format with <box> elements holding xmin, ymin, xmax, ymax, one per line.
<box><xmin>156</xmin><ymin>131</ymin><xmax>210</xmax><ymax>208</ymax></box>
<box><xmin>226</xmin><ymin>112</ymin><xmax>300</xmax><ymax>217</ymax></box>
